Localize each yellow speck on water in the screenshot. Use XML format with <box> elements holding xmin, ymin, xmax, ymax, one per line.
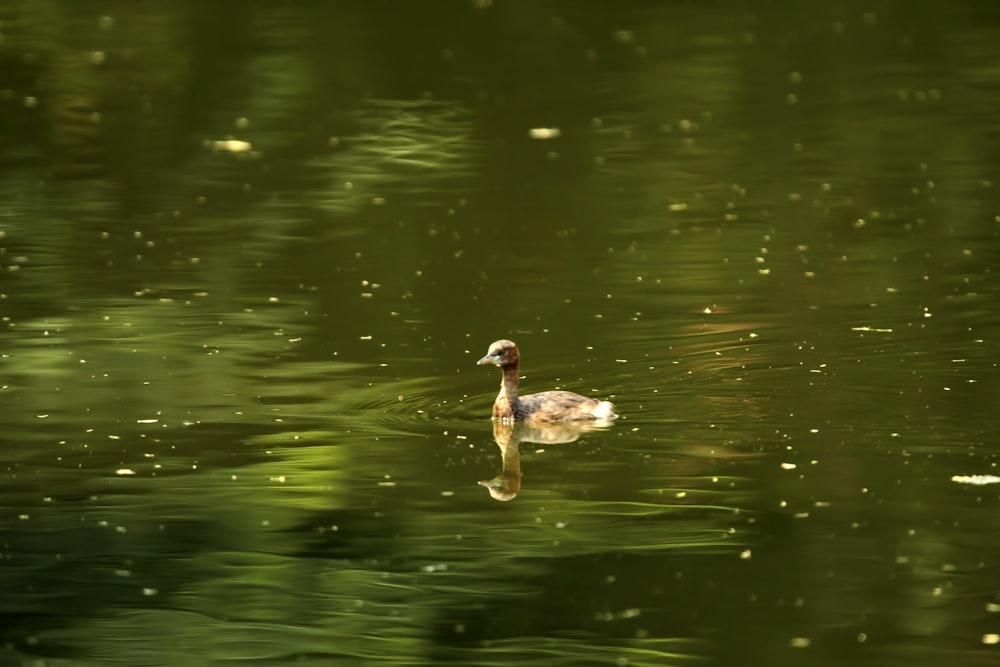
<box><xmin>211</xmin><ymin>139</ymin><xmax>252</xmax><ymax>152</ymax></box>
<box><xmin>528</xmin><ymin>127</ymin><xmax>561</xmax><ymax>139</ymax></box>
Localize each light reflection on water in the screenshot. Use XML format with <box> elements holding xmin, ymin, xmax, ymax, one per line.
<box><xmin>5</xmin><ymin>242</ymin><xmax>996</xmax><ymax>665</ymax></box>
<box><xmin>2</xmin><ymin>1</ymin><xmax>1000</xmax><ymax>666</ymax></box>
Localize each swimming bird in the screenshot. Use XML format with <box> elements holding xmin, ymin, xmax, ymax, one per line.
<box><xmin>477</xmin><ymin>339</ymin><xmax>618</xmax><ymax>423</ymax></box>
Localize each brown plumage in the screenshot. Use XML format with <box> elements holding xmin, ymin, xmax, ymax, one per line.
<box><xmin>476</xmin><ymin>339</ymin><xmax>618</xmax><ymax>424</ymax></box>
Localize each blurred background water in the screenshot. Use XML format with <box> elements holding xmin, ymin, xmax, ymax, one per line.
<box><xmin>2</xmin><ymin>1</ymin><xmax>1000</xmax><ymax>665</ymax></box>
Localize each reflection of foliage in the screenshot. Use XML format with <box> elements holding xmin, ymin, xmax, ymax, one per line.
<box><xmin>0</xmin><ymin>296</ymin><xmax>325</xmax><ymax>447</ymax></box>
<box><xmin>359</xmin><ymin>99</ymin><xmax>478</xmax><ymax>174</ymax></box>
<box><xmin>437</xmin><ymin>636</ymin><xmax>704</xmax><ymax>666</ymax></box>
<box><xmin>12</xmin><ymin>0</ymin><xmax>998</xmax><ymax>664</ymax></box>
<box><xmin>10</xmin><ymin>437</ymin><xmax>741</xmax><ymax>664</ymax></box>
<box><xmin>1</xmin><ymin>264</ymin><xmax>747</xmax><ymax>666</ymax></box>
<box><xmin>310</xmin><ymin>98</ymin><xmax>480</xmax><ymax>213</ymax></box>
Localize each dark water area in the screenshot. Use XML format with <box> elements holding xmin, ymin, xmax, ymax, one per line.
<box><xmin>2</xmin><ymin>1</ymin><xmax>1000</xmax><ymax>665</ymax></box>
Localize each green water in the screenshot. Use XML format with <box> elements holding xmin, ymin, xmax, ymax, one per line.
<box><xmin>2</xmin><ymin>2</ymin><xmax>999</xmax><ymax>666</ymax></box>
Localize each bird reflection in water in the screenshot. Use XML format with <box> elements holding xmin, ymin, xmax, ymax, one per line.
<box><xmin>479</xmin><ymin>420</ymin><xmax>614</xmax><ymax>501</ymax></box>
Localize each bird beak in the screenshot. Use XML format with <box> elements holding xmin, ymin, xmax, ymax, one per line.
<box><xmin>477</xmin><ymin>354</ymin><xmax>494</xmax><ymax>366</ymax></box>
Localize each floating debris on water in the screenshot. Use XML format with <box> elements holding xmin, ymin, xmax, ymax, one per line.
<box><xmin>951</xmin><ymin>475</ymin><xmax>1000</xmax><ymax>486</ymax></box>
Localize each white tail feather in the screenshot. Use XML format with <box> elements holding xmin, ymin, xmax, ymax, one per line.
<box><xmin>593</xmin><ymin>401</ymin><xmax>618</xmax><ymax>420</ymax></box>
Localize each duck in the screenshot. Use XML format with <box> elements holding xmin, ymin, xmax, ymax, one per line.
<box><xmin>477</xmin><ymin>339</ymin><xmax>618</xmax><ymax>424</ymax></box>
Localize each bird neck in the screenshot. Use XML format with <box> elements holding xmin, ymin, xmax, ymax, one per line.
<box><xmin>500</xmin><ymin>364</ymin><xmax>520</xmax><ymax>403</ymax></box>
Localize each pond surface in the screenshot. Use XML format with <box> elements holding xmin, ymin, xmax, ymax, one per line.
<box><xmin>2</xmin><ymin>2</ymin><xmax>1000</xmax><ymax>666</ymax></box>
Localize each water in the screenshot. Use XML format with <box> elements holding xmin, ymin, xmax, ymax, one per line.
<box><xmin>2</xmin><ymin>2</ymin><xmax>1000</xmax><ymax>666</ymax></box>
